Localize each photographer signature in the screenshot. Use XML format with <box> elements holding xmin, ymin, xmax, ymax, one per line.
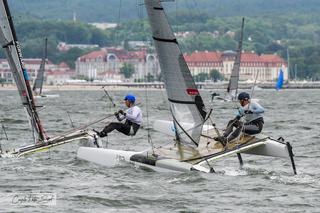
<box><xmin>12</xmin><ymin>193</ymin><xmax>56</xmax><ymax>205</ymax></box>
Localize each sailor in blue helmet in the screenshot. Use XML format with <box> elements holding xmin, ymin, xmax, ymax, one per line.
<box><xmin>214</xmin><ymin>92</ymin><xmax>264</xmax><ymax>146</ymax></box>
<box><xmin>95</xmin><ymin>94</ymin><xmax>142</xmax><ymax>137</ymax></box>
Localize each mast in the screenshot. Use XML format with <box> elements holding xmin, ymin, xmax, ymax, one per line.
<box><xmin>227</xmin><ymin>17</ymin><xmax>244</xmax><ymax>99</ymax></box>
<box><xmin>145</xmin><ymin>0</ymin><xmax>207</xmax><ymax>147</ymax></box>
<box><xmin>0</xmin><ymin>0</ymin><xmax>47</xmax><ymax>142</ymax></box>
<box><xmin>33</xmin><ymin>37</ymin><xmax>47</xmax><ymax>95</ymax></box>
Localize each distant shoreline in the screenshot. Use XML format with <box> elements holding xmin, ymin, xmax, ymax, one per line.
<box><xmin>0</xmin><ymin>84</ymin><xmax>165</xmax><ymax>91</ymax></box>
<box><xmin>1</xmin><ymin>82</ymin><xmax>320</xmax><ymax>91</ymax></box>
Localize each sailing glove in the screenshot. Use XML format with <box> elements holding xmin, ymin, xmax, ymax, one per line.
<box><xmin>118</xmin><ymin>109</ymin><xmax>126</xmax><ymax>116</ymax></box>
<box><xmin>244</xmin><ymin>110</ymin><xmax>253</xmax><ymax>114</ymax></box>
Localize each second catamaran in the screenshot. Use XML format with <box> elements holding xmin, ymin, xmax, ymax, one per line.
<box><xmin>0</xmin><ymin>0</ymin><xmax>96</xmax><ymax>158</ymax></box>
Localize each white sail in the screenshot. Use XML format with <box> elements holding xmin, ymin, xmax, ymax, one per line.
<box><xmin>33</xmin><ymin>37</ymin><xmax>47</xmax><ymax>95</ymax></box>
<box><xmin>227</xmin><ymin>18</ymin><xmax>244</xmax><ymax>100</ymax></box>
<box><xmin>145</xmin><ymin>0</ymin><xmax>207</xmax><ymax>147</ymax></box>
<box><xmin>0</xmin><ymin>0</ymin><xmax>47</xmax><ymax>142</ymax></box>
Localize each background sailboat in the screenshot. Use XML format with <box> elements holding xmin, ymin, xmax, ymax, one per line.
<box><xmin>212</xmin><ymin>18</ymin><xmax>244</xmax><ymax>102</ymax></box>
<box><xmin>0</xmin><ymin>0</ymin><xmax>96</xmax><ymax>157</ymax></box>
<box><xmin>276</xmin><ymin>68</ymin><xmax>284</xmax><ymax>90</ymax></box>
<box><xmin>32</xmin><ymin>37</ymin><xmax>47</xmax><ymax>97</ymax></box>
<box><xmin>32</xmin><ymin>37</ymin><xmax>59</xmax><ymax>98</ymax></box>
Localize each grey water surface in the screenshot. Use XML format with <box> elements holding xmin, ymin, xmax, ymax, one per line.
<box><xmin>0</xmin><ymin>89</ymin><xmax>319</xmax><ymax>212</ymax></box>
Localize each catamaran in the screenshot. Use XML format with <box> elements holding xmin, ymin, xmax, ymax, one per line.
<box><xmin>212</xmin><ymin>18</ymin><xmax>244</xmax><ymax>102</ymax></box>
<box><xmin>77</xmin><ymin>0</ymin><xmax>296</xmax><ymax>174</ymax></box>
<box><xmin>0</xmin><ymin>0</ymin><xmax>97</xmax><ymax>158</ymax></box>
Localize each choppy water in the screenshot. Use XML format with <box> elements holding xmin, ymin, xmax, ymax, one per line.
<box><xmin>0</xmin><ymin>88</ymin><xmax>319</xmax><ymax>212</ymax></box>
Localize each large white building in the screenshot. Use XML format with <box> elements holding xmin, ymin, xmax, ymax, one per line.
<box><xmin>0</xmin><ymin>59</ymin><xmax>74</xmax><ymax>85</ymax></box>
<box><xmin>184</xmin><ymin>50</ymin><xmax>288</xmax><ymax>82</ymax></box>
<box><xmin>75</xmin><ymin>48</ymin><xmax>160</xmax><ymax>81</ymax></box>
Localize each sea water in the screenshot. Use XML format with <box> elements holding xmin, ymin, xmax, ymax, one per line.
<box><xmin>0</xmin><ymin>89</ymin><xmax>319</xmax><ymax>212</ymax></box>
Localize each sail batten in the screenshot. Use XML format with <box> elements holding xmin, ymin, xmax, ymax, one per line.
<box><xmin>0</xmin><ymin>0</ymin><xmax>46</xmax><ymax>142</ymax></box>
<box><xmin>145</xmin><ymin>0</ymin><xmax>206</xmax><ymax>147</ymax></box>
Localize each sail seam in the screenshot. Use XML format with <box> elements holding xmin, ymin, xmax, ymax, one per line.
<box><xmin>153</xmin><ymin>7</ymin><xmax>163</xmax><ymax>10</ymax></box>
<box><xmin>168</xmin><ymin>98</ymin><xmax>195</xmax><ymax>104</ymax></box>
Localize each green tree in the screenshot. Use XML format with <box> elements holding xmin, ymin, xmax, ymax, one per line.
<box><xmin>54</xmin><ymin>47</ymin><xmax>97</xmax><ymax>69</ymax></box>
<box><xmin>145</xmin><ymin>73</ymin><xmax>154</xmax><ymax>82</ymax></box>
<box><xmin>120</xmin><ymin>63</ymin><xmax>135</xmax><ymax>79</ymax></box>
<box><xmin>194</xmin><ymin>73</ymin><xmax>209</xmax><ymax>82</ymax></box>
<box><xmin>209</xmin><ymin>69</ymin><xmax>224</xmax><ymax>82</ymax></box>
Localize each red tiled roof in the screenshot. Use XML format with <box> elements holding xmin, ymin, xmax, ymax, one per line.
<box><xmin>241</xmin><ymin>52</ymin><xmax>261</xmax><ymax>62</ymax></box>
<box><xmin>113</xmin><ymin>50</ymin><xmax>146</xmax><ymax>60</ymax></box>
<box><xmin>184</xmin><ymin>51</ymin><xmax>222</xmax><ymax>62</ymax></box>
<box><xmin>46</xmin><ymin>70</ymin><xmax>75</xmax><ymax>76</ymax></box>
<box><xmin>24</xmin><ymin>58</ymin><xmax>53</xmax><ymax>65</ymax></box>
<box><xmin>78</xmin><ymin>49</ymin><xmax>147</xmax><ymax>61</ymax></box>
<box><xmin>184</xmin><ymin>51</ymin><xmax>286</xmax><ymax>64</ymax></box>
<box><xmin>79</xmin><ymin>50</ymin><xmax>107</xmax><ymax>60</ymax></box>
<box><xmin>58</xmin><ymin>62</ymin><xmax>70</xmax><ymax>68</ymax></box>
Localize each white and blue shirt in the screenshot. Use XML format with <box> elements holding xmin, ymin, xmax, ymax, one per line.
<box><xmin>236</xmin><ymin>100</ymin><xmax>264</xmax><ymax>123</ymax></box>
<box><xmin>118</xmin><ymin>105</ymin><xmax>142</xmax><ymax>125</ymax></box>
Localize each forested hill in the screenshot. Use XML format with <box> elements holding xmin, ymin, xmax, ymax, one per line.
<box><xmin>9</xmin><ymin>0</ymin><xmax>320</xmax><ymax>22</ymax></box>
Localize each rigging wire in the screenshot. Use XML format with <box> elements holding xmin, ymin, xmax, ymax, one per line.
<box><xmin>114</xmin><ymin>0</ymin><xmax>123</xmax><ymax>46</ymax></box>
<box><xmin>0</xmin><ymin>122</ymin><xmax>9</xmax><ymax>153</ymax></box>
<box><xmin>137</xmin><ymin>1</ymin><xmax>155</xmax><ymax>153</ymax></box>
<box><xmin>100</xmin><ymin>86</ymin><xmax>116</xmax><ymax>108</ymax></box>
<box><xmin>66</xmin><ymin>111</ymin><xmax>75</xmax><ymax>128</ymax></box>
<box><xmin>1</xmin><ymin>123</ymin><xmax>9</xmax><ymax>141</ymax></box>
<box><xmin>250</xmin><ymin>67</ymin><xmax>261</xmax><ymax>100</ymax></box>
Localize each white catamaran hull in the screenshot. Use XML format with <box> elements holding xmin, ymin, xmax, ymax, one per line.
<box><xmin>77</xmin><ymin>147</ymin><xmax>196</xmax><ymax>172</ymax></box>
<box><xmin>34</xmin><ymin>94</ymin><xmax>60</xmax><ymax>99</ymax></box>
<box><xmin>76</xmin><ymin>136</ymin><xmax>295</xmax><ymax>174</ymax></box>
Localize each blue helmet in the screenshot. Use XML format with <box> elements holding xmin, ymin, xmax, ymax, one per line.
<box><xmin>124</xmin><ymin>94</ymin><xmax>136</xmax><ymax>103</ymax></box>
<box><xmin>238</xmin><ymin>92</ymin><xmax>250</xmax><ymax>101</ymax></box>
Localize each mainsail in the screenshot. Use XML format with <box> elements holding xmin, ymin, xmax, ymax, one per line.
<box><xmin>276</xmin><ymin>68</ymin><xmax>284</xmax><ymax>90</ymax></box>
<box><xmin>33</xmin><ymin>37</ymin><xmax>47</xmax><ymax>95</ymax></box>
<box><xmin>145</xmin><ymin>0</ymin><xmax>207</xmax><ymax>147</ymax></box>
<box><xmin>0</xmin><ymin>0</ymin><xmax>47</xmax><ymax>142</ymax></box>
<box><xmin>227</xmin><ymin>17</ymin><xmax>245</xmax><ymax>100</ymax></box>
